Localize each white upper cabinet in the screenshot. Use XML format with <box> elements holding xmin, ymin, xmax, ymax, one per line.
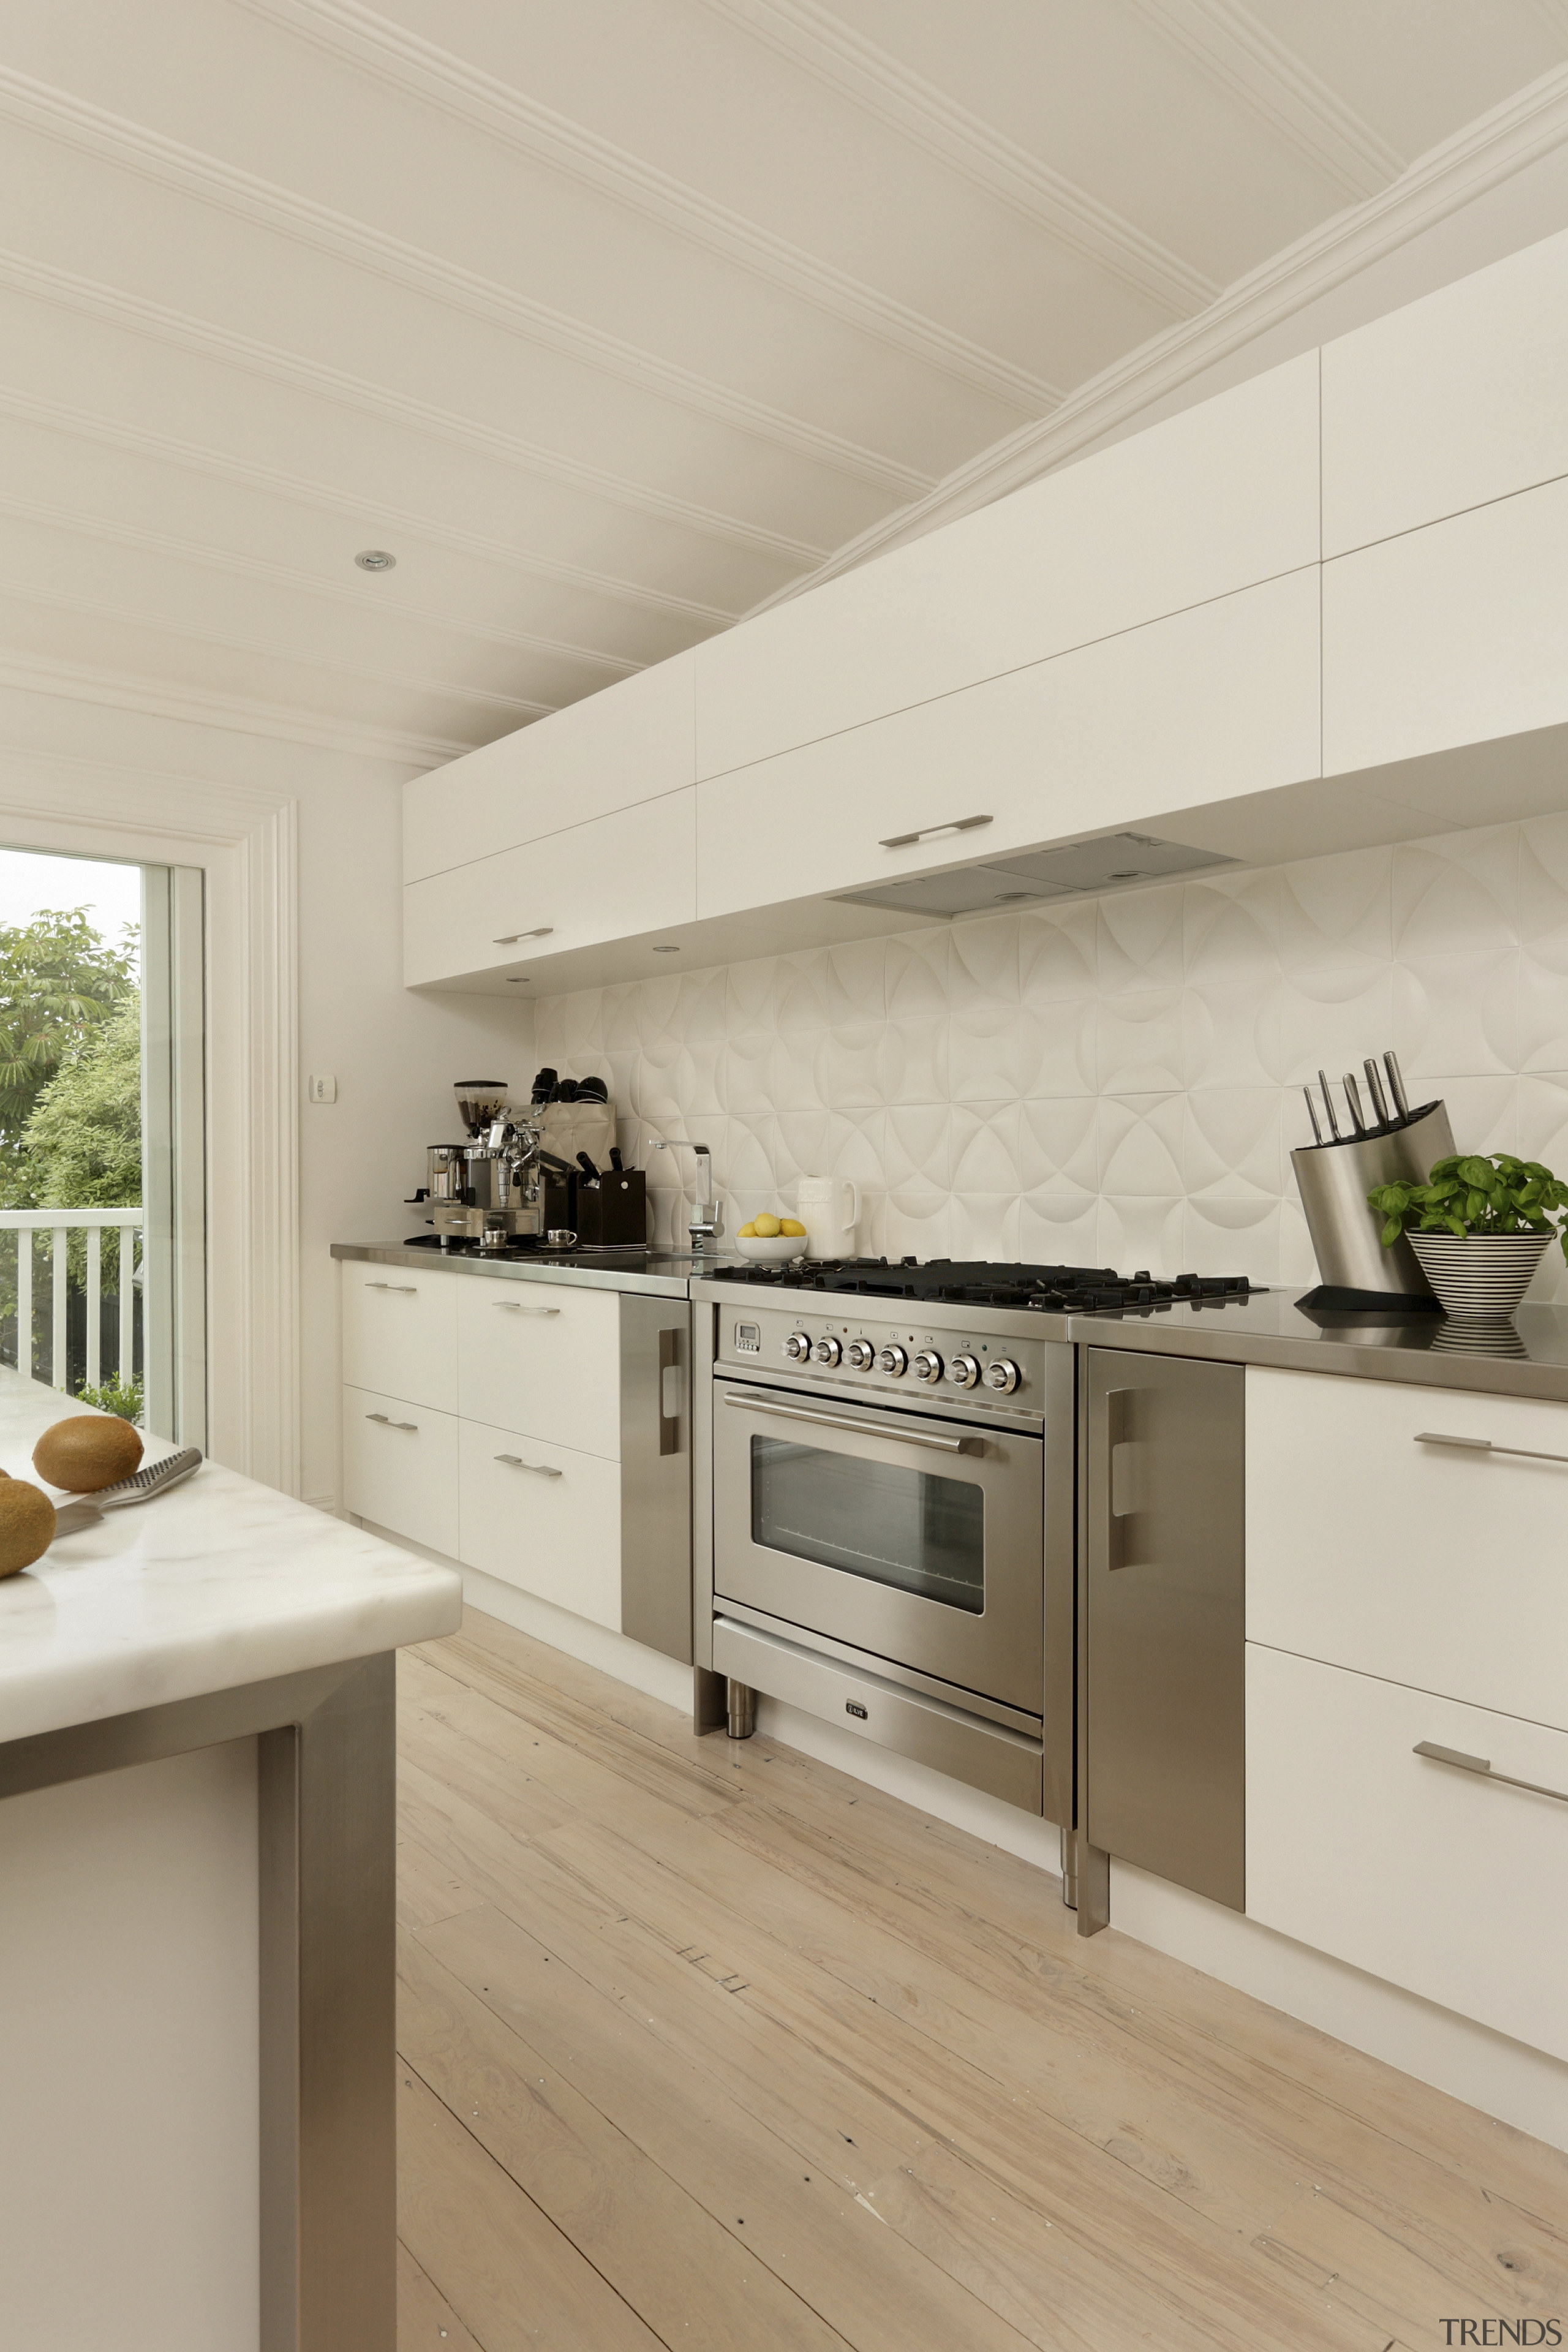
<box><xmin>1322</xmin><ymin>475</ymin><xmax>1568</xmax><ymax>778</ymax></box>
<box><xmin>405</xmin><ymin>789</ymin><xmax>696</xmax><ymax>987</ymax></box>
<box><xmin>1322</xmin><ymin>225</ymin><xmax>1568</xmax><ymax>560</ymax></box>
<box><xmin>403</xmin><ymin>652</ymin><xmax>695</xmax><ymax>884</ymax></box>
<box><xmin>697</xmin><ymin>569</ymin><xmax>1321</xmax><ymax>919</ymax></box>
<box><xmin>693</xmin><ymin>353</ymin><xmax>1320</xmax><ymax>782</ymax></box>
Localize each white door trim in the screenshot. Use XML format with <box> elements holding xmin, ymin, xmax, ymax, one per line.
<box><xmin>0</xmin><ymin>743</ymin><xmax>300</xmax><ymax>1491</ymax></box>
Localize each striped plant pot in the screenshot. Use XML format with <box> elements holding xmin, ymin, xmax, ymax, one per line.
<box><xmin>1407</xmin><ymin>1231</ymin><xmax>1551</xmax><ymax>1319</ymax></box>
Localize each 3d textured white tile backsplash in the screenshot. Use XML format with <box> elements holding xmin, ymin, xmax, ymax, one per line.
<box><xmin>531</xmin><ymin>812</ymin><xmax>1568</xmax><ymax>1299</ymax></box>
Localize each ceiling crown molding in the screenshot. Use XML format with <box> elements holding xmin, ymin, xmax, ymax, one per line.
<box><xmin>0</xmin><ymin>571</ymin><xmax>555</xmax><ymax>723</ymax></box>
<box><xmin>0</xmin><ymin>738</ymin><xmax>296</xmax><ymax>842</ymax></box>
<box><xmin>0</xmin><ymin>246</ymin><xmax>826</xmax><ymax>569</ymax></box>
<box><xmin>1523</xmin><ymin>0</ymin><xmax>1568</xmax><ymax>43</ymax></box>
<box><xmin>0</xmin><ymin>645</ymin><xmax>466</xmax><ymax>764</ymax></box>
<box><xmin>0</xmin><ymin>380</ymin><xmax>737</xmax><ymax>626</ymax></box>
<box><xmin>751</xmin><ymin>59</ymin><xmax>1568</xmax><ymax>613</ymax></box>
<box><xmin>696</xmin><ymin>0</ymin><xmax>1216</xmax><ymax>317</ymax></box>
<box><xmin>237</xmin><ymin>0</ymin><xmax>1059</xmax><ymax>415</ymax></box>
<box><xmin>0</xmin><ymin>489</ymin><xmax>641</xmax><ymax>677</ymax></box>
<box><xmin>0</xmin><ymin>63</ymin><xmax>931</xmax><ymax>503</ymax></box>
<box><xmin>1123</xmin><ymin>0</ymin><xmax>1403</xmax><ymax>198</ymax></box>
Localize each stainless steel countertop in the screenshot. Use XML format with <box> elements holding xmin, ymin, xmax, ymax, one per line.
<box><xmin>1068</xmin><ymin>1292</ymin><xmax>1568</xmax><ymax>1402</ymax></box>
<box><xmin>330</xmin><ymin>1237</ymin><xmax>742</xmax><ymax>1299</ymax></box>
<box><xmin>334</xmin><ymin>1243</ymin><xmax>1568</xmax><ymax>1396</ymax></box>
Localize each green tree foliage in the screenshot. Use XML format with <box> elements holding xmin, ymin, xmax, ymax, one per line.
<box><xmin>0</xmin><ymin>909</ymin><xmax>136</xmax><ymax>1196</ymax></box>
<box><xmin>17</xmin><ymin>995</ymin><xmax>141</xmax><ymax>1208</ymax></box>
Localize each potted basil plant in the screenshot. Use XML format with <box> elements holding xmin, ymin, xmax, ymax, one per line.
<box><xmin>1367</xmin><ymin>1152</ymin><xmax>1568</xmax><ymax>1317</ymax></box>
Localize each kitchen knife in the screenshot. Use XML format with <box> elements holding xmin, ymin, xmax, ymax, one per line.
<box><xmin>1318</xmin><ymin>1069</ymin><xmax>1342</xmax><ymax>1141</ymax></box>
<box><xmin>576</xmin><ymin>1151</ymin><xmax>601</xmax><ymax>1182</ymax></box>
<box><xmin>539</xmin><ymin>1150</ymin><xmax>573</xmax><ymax>1174</ymax></box>
<box><xmin>1363</xmin><ymin>1057</ymin><xmax>1391</xmax><ymax>1128</ymax></box>
<box><xmin>1303</xmin><ymin>1085</ymin><xmax>1324</xmax><ymax>1145</ymax></box>
<box><xmin>609</xmin><ymin>1146</ymin><xmax>624</xmax><ymax>1172</ymax></box>
<box><xmin>1384</xmin><ymin>1049</ymin><xmax>1410</xmax><ymax>1122</ymax></box>
<box><xmin>1343</xmin><ymin>1072</ymin><xmax>1367</xmax><ymax>1136</ymax></box>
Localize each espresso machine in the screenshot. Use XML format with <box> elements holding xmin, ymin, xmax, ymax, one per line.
<box><xmin>411</xmin><ymin>1082</ymin><xmax>546</xmax><ymax>1247</ymax></box>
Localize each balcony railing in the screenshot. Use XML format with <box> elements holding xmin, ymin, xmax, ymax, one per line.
<box><xmin>0</xmin><ymin>1208</ymin><xmax>144</xmax><ymax>1393</ymax></box>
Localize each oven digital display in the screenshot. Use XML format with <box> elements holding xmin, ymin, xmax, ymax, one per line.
<box><xmin>750</xmin><ymin>1434</ymin><xmax>984</xmax><ymax>1613</ymax></box>
<box><xmin>733</xmin><ymin>1321</ymin><xmax>761</xmax><ymax>1354</ymax></box>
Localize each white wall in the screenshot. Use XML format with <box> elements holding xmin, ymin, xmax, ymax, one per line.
<box><xmin>0</xmin><ymin>680</ymin><xmax>534</xmax><ymax>1509</ymax></box>
<box><xmin>531</xmin><ymin>809</ymin><xmax>1568</xmax><ymax>1305</ymax></box>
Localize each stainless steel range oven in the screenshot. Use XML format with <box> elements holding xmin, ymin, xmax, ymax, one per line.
<box><xmin>694</xmin><ymin>1283</ymin><xmax>1077</xmax><ymax>1819</ymax></box>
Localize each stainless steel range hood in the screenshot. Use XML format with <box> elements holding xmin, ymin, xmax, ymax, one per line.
<box><xmin>832</xmin><ymin>831</ymin><xmax>1235</xmax><ymax>919</ymax></box>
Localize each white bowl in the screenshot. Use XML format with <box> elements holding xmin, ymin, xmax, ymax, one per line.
<box><xmin>733</xmin><ymin>1232</ymin><xmax>809</xmax><ymax>1262</ymax></box>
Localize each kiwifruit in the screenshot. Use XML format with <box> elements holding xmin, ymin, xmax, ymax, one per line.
<box><xmin>33</xmin><ymin>1415</ymin><xmax>143</xmax><ymax>1494</ymax></box>
<box><xmin>0</xmin><ymin>1481</ymin><xmax>55</xmax><ymax>1575</ymax></box>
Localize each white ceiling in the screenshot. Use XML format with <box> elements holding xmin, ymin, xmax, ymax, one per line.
<box><xmin>2</xmin><ymin>0</ymin><xmax>1566</xmax><ymax>768</ymax></box>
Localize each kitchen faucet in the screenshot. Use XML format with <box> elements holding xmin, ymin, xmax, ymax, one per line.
<box><xmin>652</xmin><ymin>1139</ymin><xmax>723</xmax><ymax>1251</ymax></box>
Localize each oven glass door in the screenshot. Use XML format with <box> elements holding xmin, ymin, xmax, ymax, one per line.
<box><xmin>714</xmin><ymin>1379</ymin><xmax>1043</xmax><ymax>1713</ymax></box>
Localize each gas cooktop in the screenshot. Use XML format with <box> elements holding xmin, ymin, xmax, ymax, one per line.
<box><xmin>701</xmin><ymin>1257</ymin><xmax>1263</xmax><ymax>1312</ymax></box>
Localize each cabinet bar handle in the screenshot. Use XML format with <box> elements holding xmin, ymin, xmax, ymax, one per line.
<box><xmin>492</xmin><ymin>926</ymin><xmax>554</xmax><ymax>944</ymax></box>
<box><xmin>494</xmin><ymin>1453</ymin><xmax>563</xmax><ymax>1478</ymax></box>
<box><xmin>722</xmin><ymin>1389</ymin><xmax>973</xmax><ymax>1453</ymax></box>
<box><xmin>366</xmin><ymin>1281</ymin><xmax>417</xmax><ymax>1293</ymax></box>
<box><xmin>1414</xmin><ymin>1430</ymin><xmax>1568</xmax><ymax>1466</ymax></box>
<box><xmin>366</xmin><ymin>1412</ymin><xmax>418</xmax><ymax>1431</ymax></box>
<box><xmin>491</xmin><ymin>1300</ymin><xmax>561</xmax><ymax>1316</ymax></box>
<box><xmin>879</xmin><ymin>814</ymin><xmax>992</xmax><ymax>851</ymax></box>
<box><xmin>1414</xmin><ymin>1740</ymin><xmax>1568</xmax><ymax>1806</ymax></box>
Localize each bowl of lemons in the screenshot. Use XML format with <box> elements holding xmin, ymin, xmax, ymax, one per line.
<box><xmin>733</xmin><ymin>1213</ymin><xmax>809</xmax><ymax>1262</ymax></box>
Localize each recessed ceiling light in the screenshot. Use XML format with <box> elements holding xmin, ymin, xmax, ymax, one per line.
<box><xmin>652</xmin><ymin>944</ymin><xmax>680</xmax><ymax>954</ymax></box>
<box><xmin>355</xmin><ymin>549</ymin><xmax>396</xmax><ymax>571</ymax></box>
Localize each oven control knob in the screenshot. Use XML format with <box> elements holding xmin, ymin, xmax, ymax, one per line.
<box><xmin>911</xmin><ymin>1349</ymin><xmax>943</xmax><ymax>1384</ymax></box>
<box><xmin>984</xmin><ymin>1358</ymin><xmax>1022</xmax><ymax>1395</ymax></box>
<box><xmin>812</xmin><ymin>1336</ymin><xmax>842</xmax><ymax>1367</ymax></box>
<box><xmin>946</xmin><ymin>1354</ymin><xmax>981</xmax><ymax>1390</ymax></box>
<box><xmin>782</xmin><ymin>1331</ymin><xmax>812</xmax><ymax>1361</ymax></box>
<box><xmin>844</xmin><ymin>1340</ymin><xmax>875</xmax><ymax>1370</ymax></box>
<box><xmin>876</xmin><ymin>1344</ymin><xmax>908</xmax><ymax>1377</ymax></box>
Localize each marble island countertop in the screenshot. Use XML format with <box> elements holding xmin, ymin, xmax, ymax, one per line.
<box><xmin>0</xmin><ymin>1372</ymin><xmax>461</xmax><ymax>1747</ymax></box>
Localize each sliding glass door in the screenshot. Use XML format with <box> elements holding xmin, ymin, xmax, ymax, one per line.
<box><xmin>0</xmin><ymin>846</ymin><xmax>206</xmax><ymax>1446</ymax></box>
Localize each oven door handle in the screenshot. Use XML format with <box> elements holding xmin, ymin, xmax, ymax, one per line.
<box><xmin>723</xmin><ymin>1390</ymin><xmax>976</xmax><ymax>1455</ymax></box>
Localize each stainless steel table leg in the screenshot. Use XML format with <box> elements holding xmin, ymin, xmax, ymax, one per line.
<box><xmin>260</xmin><ymin>1653</ymin><xmax>396</xmax><ymax>2352</ymax></box>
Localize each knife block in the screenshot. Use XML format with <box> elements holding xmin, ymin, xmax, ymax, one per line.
<box><xmin>574</xmin><ymin>1169</ymin><xmax>647</xmax><ymax>1246</ymax></box>
<box><xmin>542</xmin><ymin>1168</ymin><xmax>647</xmax><ymax>1246</ymax></box>
<box><xmin>1291</xmin><ymin>1099</ymin><xmax>1454</xmax><ymax>1300</ymax></box>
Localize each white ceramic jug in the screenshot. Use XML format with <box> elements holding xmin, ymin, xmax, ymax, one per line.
<box><xmin>794</xmin><ymin>1175</ymin><xmax>859</xmax><ymax>1260</ymax></box>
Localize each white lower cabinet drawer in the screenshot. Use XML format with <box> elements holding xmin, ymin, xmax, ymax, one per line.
<box><xmin>456</xmin><ymin>1278</ymin><xmax>620</xmax><ymax>1460</ymax></box>
<box><xmin>1247</xmin><ymin>1644</ymin><xmax>1568</xmax><ymax>2060</ymax></box>
<box><xmin>341</xmin><ymin>1261</ymin><xmax>458</xmax><ymax>1412</ymax></box>
<box><xmin>1246</xmin><ymin>1366</ymin><xmax>1568</xmax><ymax>1732</ymax></box>
<box><xmin>342</xmin><ymin>1385</ymin><xmax>459</xmax><ymax>1556</ymax></box>
<box><xmin>458</xmin><ymin>1418</ymin><xmax>621</xmax><ymax>1632</ymax></box>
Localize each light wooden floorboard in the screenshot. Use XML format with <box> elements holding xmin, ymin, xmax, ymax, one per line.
<box><xmin>398</xmin><ymin>1608</ymin><xmax>1567</xmax><ymax>2351</ymax></box>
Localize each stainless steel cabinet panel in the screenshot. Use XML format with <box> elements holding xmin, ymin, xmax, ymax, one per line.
<box><xmin>1084</xmin><ymin>1347</ymin><xmax>1245</xmax><ymax>1910</ymax></box>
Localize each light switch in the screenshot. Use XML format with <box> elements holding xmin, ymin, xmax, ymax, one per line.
<box><xmin>307</xmin><ymin>1075</ymin><xmax>337</xmax><ymax>1104</ymax></box>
